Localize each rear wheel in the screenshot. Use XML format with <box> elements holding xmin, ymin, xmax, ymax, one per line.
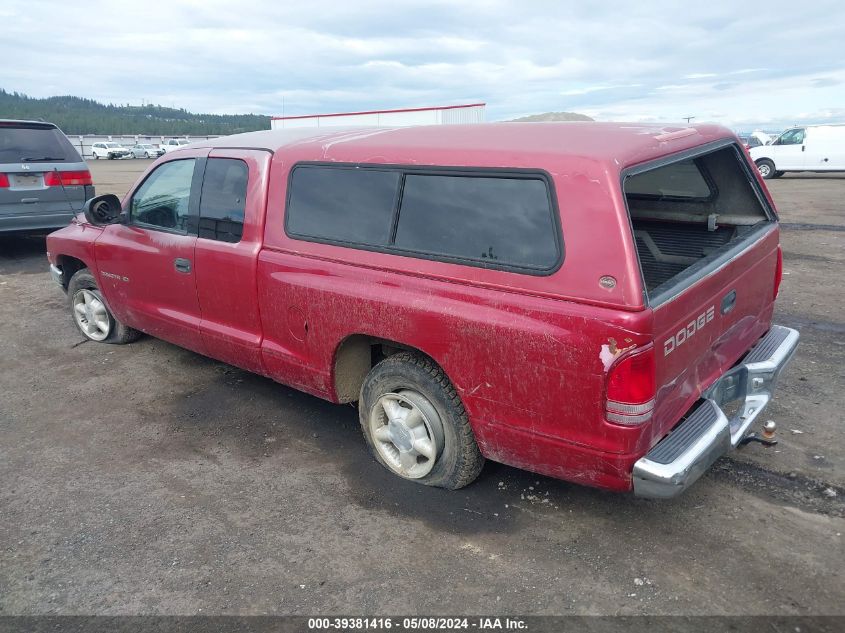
<box><xmin>359</xmin><ymin>352</ymin><xmax>484</xmax><ymax>489</ymax></box>
<box><xmin>756</xmin><ymin>159</ymin><xmax>776</xmax><ymax>179</ymax></box>
<box><xmin>67</xmin><ymin>269</ymin><xmax>141</xmax><ymax>344</ymax></box>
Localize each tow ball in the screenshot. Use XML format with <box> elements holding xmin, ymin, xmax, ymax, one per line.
<box><xmin>740</xmin><ymin>420</ymin><xmax>779</xmax><ymax>447</ymax></box>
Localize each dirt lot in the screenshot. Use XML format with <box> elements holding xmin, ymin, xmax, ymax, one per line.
<box><xmin>1</xmin><ymin>159</ymin><xmax>843</xmax><ymax>616</ymax></box>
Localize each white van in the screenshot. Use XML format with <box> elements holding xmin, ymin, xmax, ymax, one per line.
<box><xmin>750</xmin><ymin>124</ymin><xmax>845</xmax><ymax>179</ymax></box>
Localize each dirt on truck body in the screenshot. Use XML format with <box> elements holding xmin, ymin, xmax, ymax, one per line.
<box><xmin>46</xmin><ymin>122</ymin><xmax>797</xmax><ymax>498</ymax></box>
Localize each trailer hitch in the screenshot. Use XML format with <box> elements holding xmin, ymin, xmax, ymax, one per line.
<box><xmin>739</xmin><ymin>420</ymin><xmax>778</xmax><ymax>447</ymax></box>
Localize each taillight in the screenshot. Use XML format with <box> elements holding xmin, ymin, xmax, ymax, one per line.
<box><xmin>0</xmin><ymin>173</ymin><xmax>9</xmax><ymax>188</ymax></box>
<box><xmin>44</xmin><ymin>170</ymin><xmax>93</xmax><ymax>187</ymax></box>
<box><xmin>773</xmin><ymin>245</ymin><xmax>783</xmax><ymax>300</ymax></box>
<box><xmin>605</xmin><ymin>346</ymin><xmax>656</xmax><ymax>425</ymax></box>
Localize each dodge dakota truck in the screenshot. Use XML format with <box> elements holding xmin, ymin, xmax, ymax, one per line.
<box><xmin>46</xmin><ymin>123</ymin><xmax>799</xmax><ymax>498</ymax></box>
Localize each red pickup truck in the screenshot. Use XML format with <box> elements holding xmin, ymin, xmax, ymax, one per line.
<box><xmin>46</xmin><ymin>123</ymin><xmax>798</xmax><ymax>498</ymax></box>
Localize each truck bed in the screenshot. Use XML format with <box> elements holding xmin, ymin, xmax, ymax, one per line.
<box><xmin>632</xmin><ymin>220</ymin><xmax>736</xmax><ymax>291</ymax></box>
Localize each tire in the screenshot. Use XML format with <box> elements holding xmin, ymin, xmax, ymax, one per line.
<box><xmin>773</xmin><ymin>171</ymin><xmax>785</xmax><ymax>178</ymax></box>
<box><xmin>93</xmin><ymin>153</ymin><xmax>99</xmax><ymax>160</ymax></box>
<box><xmin>756</xmin><ymin>159</ymin><xmax>776</xmax><ymax>179</ymax></box>
<box><xmin>359</xmin><ymin>352</ymin><xmax>484</xmax><ymax>489</ymax></box>
<box><xmin>67</xmin><ymin>268</ymin><xmax>141</xmax><ymax>345</ymax></box>
<box><xmin>144</xmin><ymin>152</ymin><xmax>150</xmax><ymax>158</ymax></box>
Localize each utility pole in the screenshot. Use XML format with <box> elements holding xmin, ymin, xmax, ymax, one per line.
<box><xmin>683</xmin><ymin>116</ymin><xmax>695</xmax><ymax>123</ymax></box>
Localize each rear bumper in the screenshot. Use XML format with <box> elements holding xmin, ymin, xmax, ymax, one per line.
<box><xmin>633</xmin><ymin>325</ymin><xmax>799</xmax><ymax>499</ymax></box>
<box><xmin>0</xmin><ymin>212</ymin><xmax>77</xmax><ymax>233</ymax></box>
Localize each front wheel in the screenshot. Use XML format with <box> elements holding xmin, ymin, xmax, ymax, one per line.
<box><xmin>67</xmin><ymin>269</ymin><xmax>141</xmax><ymax>344</ymax></box>
<box><xmin>756</xmin><ymin>159</ymin><xmax>777</xmax><ymax>179</ymax></box>
<box><xmin>144</xmin><ymin>152</ymin><xmax>150</xmax><ymax>158</ymax></box>
<box><xmin>359</xmin><ymin>352</ymin><xmax>484</xmax><ymax>489</ymax></box>
<box><xmin>92</xmin><ymin>153</ymin><xmax>99</xmax><ymax>160</ymax></box>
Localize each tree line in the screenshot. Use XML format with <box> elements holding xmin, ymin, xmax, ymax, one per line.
<box><xmin>0</xmin><ymin>89</ymin><xmax>271</xmax><ymax>136</ymax></box>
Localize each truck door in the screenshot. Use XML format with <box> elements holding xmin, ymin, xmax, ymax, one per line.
<box><xmin>94</xmin><ymin>152</ymin><xmax>207</xmax><ymax>354</ymax></box>
<box><xmin>192</xmin><ymin>149</ymin><xmax>271</xmax><ymax>375</ymax></box>
<box><xmin>770</xmin><ymin>127</ymin><xmax>806</xmax><ymax>170</ymax></box>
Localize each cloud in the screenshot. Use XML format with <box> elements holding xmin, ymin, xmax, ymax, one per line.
<box><xmin>0</xmin><ymin>0</ymin><xmax>843</xmax><ymax>129</ymax></box>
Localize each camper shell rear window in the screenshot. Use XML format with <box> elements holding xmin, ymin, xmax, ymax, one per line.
<box><xmin>622</xmin><ymin>141</ymin><xmax>776</xmax><ymax>305</ymax></box>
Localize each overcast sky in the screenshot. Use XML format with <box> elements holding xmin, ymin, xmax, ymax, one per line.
<box><xmin>2</xmin><ymin>0</ymin><xmax>843</xmax><ymax>129</ymax></box>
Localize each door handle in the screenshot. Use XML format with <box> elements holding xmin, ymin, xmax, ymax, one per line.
<box><xmin>174</xmin><ymin>258</ymin><xmax>192</xmax><ymax>273</ymax></box>
<box><xmin>802</xmin><ymin>145</ymin><xmax>805</xmax><ymax>152</ymax></box>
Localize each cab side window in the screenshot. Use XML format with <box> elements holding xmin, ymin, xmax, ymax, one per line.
<box><xmin>197</xmin><ymin>158</ymin><xmax>248</xmax><ymax>243</ymax></box>
<box><xmin>130</xmin><ymin>159</ymin><xmax>196</xmax><ymax>232</ymax></box>
<box><xmin>777</xmin><ymin>129</ymin><xmax>805</xmax><ymax>145</ymax></box>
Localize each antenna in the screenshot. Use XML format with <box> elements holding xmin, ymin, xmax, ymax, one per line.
<box><xmin>54</xmin><ymin>167</ymin><xmax>77</xmax><ymax>219</ymax></box>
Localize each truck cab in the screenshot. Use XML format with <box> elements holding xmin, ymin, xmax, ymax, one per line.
<box><xmin>46</xmin><ymin>123</ymin><xmax>798</xmax><ymax>498</ymax></box>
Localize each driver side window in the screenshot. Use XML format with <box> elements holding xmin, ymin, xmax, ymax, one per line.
<box><xmin>778</xmin><ymin>129</ymin><xmax>805</xmax><ymax>146</ymax></box>
<box><xmin>130</xmin><ymin>159</ymin><xmax>196</xmax><ymax>232</ymax></box>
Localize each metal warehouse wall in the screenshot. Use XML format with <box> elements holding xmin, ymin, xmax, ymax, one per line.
<box><xmin>63</xmin><ymin>134</ymin><xmax>223</xmax><ymax>159</ymax></box>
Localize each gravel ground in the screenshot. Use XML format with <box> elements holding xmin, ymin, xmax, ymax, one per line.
<box><xmin>0</xmin><ymin>160</ymin><xmax>843</xmax><ymax>616</ymax></box>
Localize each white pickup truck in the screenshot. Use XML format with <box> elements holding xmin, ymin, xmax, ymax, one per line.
<box><xmin>160</xmin><ymin>139</ymin><xmax>191</xmax><ymax>153</ymax></box>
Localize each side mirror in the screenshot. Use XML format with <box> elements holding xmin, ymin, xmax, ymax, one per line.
<box><xmin>83</xmin><ymin>194</ymin><xmax>123</xmax><ymax>226</ymax></box>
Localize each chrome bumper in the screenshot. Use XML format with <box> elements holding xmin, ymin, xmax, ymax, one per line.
<box><xmin>49</xmin><ymin>263</ymin><xmax>65</xmax><ymax>287</ymax></box>
<box><xmin>633</xmin><ymin>325</ymin><xmax>800</xmax><ymax>499</ymax></box>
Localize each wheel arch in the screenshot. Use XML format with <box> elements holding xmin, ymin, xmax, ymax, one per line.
<box><xmin>331</xmin><ymin>334</ymin><xmax>450</xmax><ymax>404</ymax></box>
<box><xmin>55</xmin><ymin>255</ymin><xmax>89</xmax><ymax>290</ymax></box>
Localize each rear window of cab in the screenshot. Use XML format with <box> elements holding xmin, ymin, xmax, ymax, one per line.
<box><xmin>284</xmin><ymin>163</ymin><xmax>562</xmax><ymax>274</ymax></box>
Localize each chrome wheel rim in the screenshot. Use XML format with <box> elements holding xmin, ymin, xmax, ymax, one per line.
<box><xmin>369</xmin><ymin>390</ymin><xmax>444</xmax><ymax>479</ymax></box>
<box><xmin>758</xmin><ymin>163</ymin><xmax>771</xmax><ymax>177</ymax></box>
<box><xmin>72</xmin><ymin>289</ymin><xmax>111</xmax><ymax>341</ymax></box>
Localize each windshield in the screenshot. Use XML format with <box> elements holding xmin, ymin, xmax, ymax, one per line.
<box><xmin>177</xmin><ymin>140</ymin><xmax>189</xmax><ymax>145</ymax></box>
<box><xmin>0</xmin><ymin>124</ymin><xmax>79</xmax><ymax>163</ymax></box>
<box><xmin>105</xmin><ymin>143</ymin><xmax>121</xmax><ymax>148</ymax></box>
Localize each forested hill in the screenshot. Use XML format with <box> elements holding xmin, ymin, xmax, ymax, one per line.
<box><xmin>0</xmin><ymin>89</ymin><xmax>271</xmax><ymax>135</ymax></box>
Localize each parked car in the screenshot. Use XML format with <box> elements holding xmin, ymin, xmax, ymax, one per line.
<box><xmin>160</xmin><ymin>138</ymin><xmax>191</xmax><ymax>153</ymax></box>
<box><xmin>0</xmin><ymin>119</ymin><xmax>93</xmax><ymax>233</ymax></box>
<box><xmin>129</xmin><ymin>144</ymin><xmax>165</xmax><ymax>159</ymax></box>
<box><xmin>91</xmin><ymin>142</ymin><xmax>130</xmax><ymax>160</ymax></box>
<box><xmin>738</xmin><ymin>134</ymin><xmax>764</xmax><ymax>149</ymax></box>
<box><xmin>750</xmin><ymin>124</ymin><xmax>845</xmax><ymax>178</ymax></box>
<box><xmin>46</xmin><ymin>123</ymin><xmax>798</xmax><ymax>498</ymax></box>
